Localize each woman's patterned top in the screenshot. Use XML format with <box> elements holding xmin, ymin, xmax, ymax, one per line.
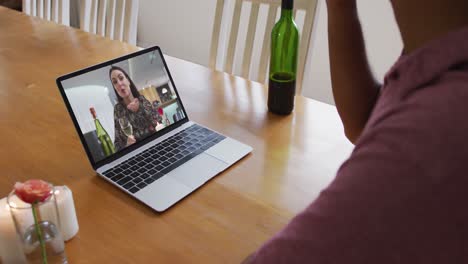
<box><xmin>113</xmin><ymin>95</ymin><xmax>159</xmax><ymax>151</ymax></box>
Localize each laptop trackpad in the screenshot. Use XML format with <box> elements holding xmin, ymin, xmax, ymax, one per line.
<box><xmin>135</xmin><ymin>175</ymin><xmax>192</xmax><ymax>212</ymax></box>
<box><xmin>205</xmin><ymin>137</ymin><xmax>252</xmax><ymax>164</ymax></box>
<box><xmin>168</xmin><ymin>153</ymin><xmax>228</xmax><ymax>189</ymax></box>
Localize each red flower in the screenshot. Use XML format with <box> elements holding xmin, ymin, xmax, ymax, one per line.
<box><xmin>158</xmin><ymin>107</ymin><xmax>164</xmax><ymax>116</ymax></box>
<box><xmin>14</xmin><ymin>179</ymin><xmax>53</xmax><ymax>204</ymax></box>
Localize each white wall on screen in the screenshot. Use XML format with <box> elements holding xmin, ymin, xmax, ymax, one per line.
<box><xmin>60</xmin><ymin>52</ymin><xmax>172</xmax><ymax>136</ymax></box>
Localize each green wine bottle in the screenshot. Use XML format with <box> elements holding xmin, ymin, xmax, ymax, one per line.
<box><xmin>90</xmin><ymin>107</ymin><xmax>116</xmax><ymax>157</ymax></box>
<box><xmin>268</xmin><ymin>0</ymin><xmax>299</xmax><ymax>115</ymax></box>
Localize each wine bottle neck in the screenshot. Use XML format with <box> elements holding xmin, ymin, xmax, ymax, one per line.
<box><xmin>282</xmin><ymin>0</ymin><xmax>293</xmax><ymax>10</ymax></box>
<box><xmin>90</xmin><ymin>107</ymin><xmax>97</xmax><ymax>119</ymax></box>
<box><xmin>94</xmin><ymin>119</ymin><xmax>106</xmax><ymax>136</ymax></box>
<box><xmin>94</xmin><ymin>118</ymin><xmax>102</xmax><ymax>128</ymax></box>
<box><xmin>280</xmin><ymin>9</ymin><xmax>293</xmax><ymax>20</ymax></box>
<box><xmin>280</xmin><ymin>0</ymin><xmax>294</xmax><ymax>20</ymax></box>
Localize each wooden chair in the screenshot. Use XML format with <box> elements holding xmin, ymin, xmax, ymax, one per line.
<box><xmin>209</xmin><ymin>0</ymin><xmax>317</xmax><ymax>93</ymax></box>
<box><xmin>79</xmin><ymin>0</ymin><xmax>139</xmax><ymax>45</ymax></box>
<box><xmin>22</xmin><ymin>0</ymin><xmax>70</xmax><ymax>26</ymax></box>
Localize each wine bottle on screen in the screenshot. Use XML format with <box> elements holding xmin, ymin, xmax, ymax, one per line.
<box><xmin>268</xmin><ymin>0</ymin><xmax>299</xmax><ymax>115</ymax></box>
<box><xmin>90</xmin><ymin>107</ymin><xmax>116</xmax><ymax>157</ymax></box>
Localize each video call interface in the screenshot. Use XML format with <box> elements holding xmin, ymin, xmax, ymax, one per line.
<box><xmin>61</xmin><ymin>50</ymin><xmax>186</xmax><ymax>163</ymax></box>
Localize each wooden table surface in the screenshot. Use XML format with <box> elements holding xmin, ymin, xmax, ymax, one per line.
<box><xmin>0</xmin><ymin>7</ymin><xmax>353</xmax><ymax>263</ymax></box>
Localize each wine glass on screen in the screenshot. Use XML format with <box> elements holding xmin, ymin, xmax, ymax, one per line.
<box><xmin>118</xmin><ymin>117</ymin><xmax>133</xmax><ymax>138</ymax></box>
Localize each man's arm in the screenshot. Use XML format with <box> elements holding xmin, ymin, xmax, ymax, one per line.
<box><xmin>241</xmin><ymin>253</ymin><xmax>255</xmax><ymax>264</ymax></box>
<box><xmin>327</xmin><ymin>1</ymin><xmax>380</xmax><ymax>143</ymax></box>
<box><xmin>242</xmin><ymin>80</ymin><xmax>464</xmax><ymax>263</ymax></box>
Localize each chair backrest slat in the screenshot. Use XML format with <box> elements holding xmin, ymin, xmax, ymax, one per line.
<box><xmin>296</xmin><ymin>0</ymin><xmax>317</xmax><ymax>94</ymax></box>
<box><xmin>79</xmin><ymin>0</ymin><xmax>91</xmax><ymax>31</ymax></box>
<box><xmin>209</xmin><ymin>0</ymin><xmax>225</xmax><ymax>69</ymax></box>
<box><xmin>258</xmin><ymin>3</ymin><xmax>278</xmax><ymax>83</ymax></box>
<box><xmin>211</xmin><ymin>0</ymin><xmax>317</xmax><ymax>93</ymax></box>
<box><xmin>96</xmin><ymin>0</ymin><xmax>107</xmax><ymax>36</ymax></box>
<box><xmin>123</xmin><ymin>0</ymin><xmax>138</xmax><ymax>44</ymax></box>
<box><xmin>44</xmin><ymin>0</ymin><xmax>51</xmax><ymax>20</ymax></box>
<box><xmin>56</xmin><ymin>0</ymin><xmax>62</xmax><ymax>24</ymax></box>
<box><xmin>113</xmin><ymin>0</ymin><xmax>126</xmax><ymax>42</ymax></box>
<box><xmin>31</xmin><ymin>0</ymin><xmax>36</xmax><ymax>16</ymax></box>
<box><xmin>241</xmin><ymin>2</ymin><xmax>260</xmax><ymax>79</ymax></box>
<box><xmin>51</xmin><ymin>0</ymin><xmax>58</xmax><ymax>23</ymax></box>
<box><xmin>89</xmin><ymin>0</ymin><xmax>98</xmax><ymax>33</ymax></box>
<box><xmin>80</xmin><ymin>0</ymin><xmax>138</xmax><ymax>45</ymax></box>
<box><xmin>22</xmin><ymin>0</ymin><xmax>30</xmax><ymax>15</ymax></box>
<box><xmin>37</xmin><ymin>0</ymin><xmax>43</xmax><ymax>18</ymax></box>
<box><xmin>59</xmin><ymin>0</ymin><xmax>69</xmax><ymax>26</ymax></box>
<box><xmin>105</xmin><ymin>0</ymin><xmax>117</xmax><ymax>40</ymax></box>
<box><xmin>23</xmin><ymin>0</ymin><xmax>69</xmax><ymax>26</ymax></box>
<box><xmin>224</xmin><ymin>0</ymin><xmax>243</xmax><ymax>74</ymax></box>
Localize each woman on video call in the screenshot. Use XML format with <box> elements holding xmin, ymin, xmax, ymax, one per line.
<box><xmin>110</xmin><ymin>66</ymin><xmax>162</xmax><ymax>151</ymax></box>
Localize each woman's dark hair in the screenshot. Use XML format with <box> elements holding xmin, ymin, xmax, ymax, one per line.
<box><xmin>109</xmin><ymin>66</ymin><xmax>140</xmax><ymax>102</ymax></box>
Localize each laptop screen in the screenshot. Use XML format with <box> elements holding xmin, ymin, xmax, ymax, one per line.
<box><xmin>57</xmin><ymin>47</ymin><xmax>187</xmax><ymax>165</ymax></box>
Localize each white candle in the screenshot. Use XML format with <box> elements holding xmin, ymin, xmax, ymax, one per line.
<box><xmin>0</xmin><ymin>198</ymin><xmax>27</xmax><ymax>263</ymax></box>
<box><xmin>54</xmin><ymin>186</ymin><xmax>79</xmax><ymax>242</ymax></box>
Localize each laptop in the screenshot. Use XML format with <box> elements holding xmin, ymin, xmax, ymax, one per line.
<box><xmin>56</xmin><ymin>46</ymin><xmax>252</xmax><ymax>212</ymax></box>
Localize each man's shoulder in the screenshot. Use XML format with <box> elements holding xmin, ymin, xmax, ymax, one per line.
<box><xmin>403</xmin><ymin>65</ymin><xmax>468</xmax><ymax>117</ymax></box>
<box><xmin>419</xmin><ymin>63</ymin><xmax>468</xmax><ymax>92</ymax></box>
<box><xmin>370</xmin><ymin>65</ymin><xmax>468</xmax><ymax>129</ymax></box>
<box><xmin>356</xmin><ymin>65</ymin><xmax>468</xmax><ymax>174</ymax></box>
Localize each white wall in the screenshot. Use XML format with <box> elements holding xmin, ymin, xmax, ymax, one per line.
<box><xmin>303</xmin><ymin>0</ymin><xmax>403</xmax><ymax>104</ymax></box>
<box><xmin>137</xmin><ymin>0</ymin><xmax>403</xmax><ymax>105</ymax></box>
<box><xmin>137</xmin><ymin>0</ymin><xmax>217</xmax><ymax>66</ymax></box>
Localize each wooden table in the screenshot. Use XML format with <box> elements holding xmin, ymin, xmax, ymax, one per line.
<box><xmin>0</xmin><ymin>7</ymin><xmax>353</xmax><ymax>263</ymax></box>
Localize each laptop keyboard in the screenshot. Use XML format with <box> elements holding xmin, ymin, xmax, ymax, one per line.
<box><xmin>102</xmin><ymin>124</ymin><xmax>226</xmax><ymax>194</ymax></box>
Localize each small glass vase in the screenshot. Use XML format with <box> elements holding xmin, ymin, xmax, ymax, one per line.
<box><xmin>7</xmin><ymin>188</ymin><xmax>68</xmax><ymax>264</ymax></box>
